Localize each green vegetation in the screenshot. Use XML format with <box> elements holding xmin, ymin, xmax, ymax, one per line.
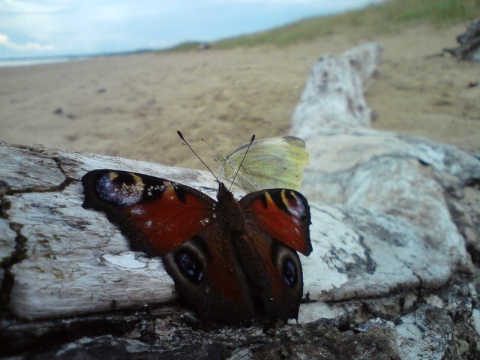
<box><xmin>166</xmin><ymin>41</ymin><xmax>203</xmax><ymax>52</ymax></box>
<box><xmin>166</xmin><ymin>0</ymin><xmax>480</xmax><ymax>51</ymax></box>
<box><xmin>384</xmin><ymin>0</ymin><xmax>480</xmax><ymax>24</ymax></box>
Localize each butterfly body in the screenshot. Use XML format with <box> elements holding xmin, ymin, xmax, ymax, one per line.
<box><xmin>82</xmin><ymin>169</ymin><xmax>312</xmax><ymax>324</ymax></box>
<box><xmin>217</xmin><ymin>136</ymin><xmax>309</xmax><ymax>192</ymax></box>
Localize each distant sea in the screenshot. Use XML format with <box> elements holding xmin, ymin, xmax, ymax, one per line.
<box><xmin>0</xmin><ymin>55</ymin><xmax>95</xmax><ymax>68</ymax></box>
<box><xmin>0</xmin><ymin>50</ymin><xmax>151</xmax><ymax>68</ymax></box>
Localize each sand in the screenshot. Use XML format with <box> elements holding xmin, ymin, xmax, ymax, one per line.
<box><xmin>0</xmin><ymin>22</ymin><xmax>478</xmax><ymax>171</ymax></box>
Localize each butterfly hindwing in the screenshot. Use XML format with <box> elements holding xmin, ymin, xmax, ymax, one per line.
<box><xmin>162</xmin><ymin>225</ymin><xmax>256</xmax><ymax>324</ymax></box>
<box><xmin>231</xmin><ymin>227</ymin><xmax>305</xmax><ymax>322</ymax></box>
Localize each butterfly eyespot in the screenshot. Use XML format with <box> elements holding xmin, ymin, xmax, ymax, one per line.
<box><xmin>273</xmin><ymin>243</ymin><xmax>302</xmax><ymax>289</ymax></box>
<box><xmin>282</xmin><ymin>259</ymin><xmax>298</xmax><ymax>288</ymax></box>
<box><xmin>96</xmin><ymin>172</ymin><xmax>144</xmax><ymax>206</ymax></box>
<box><xmin>174</xmin><ymin>249</ymin><xmax>205</xmax><ymax>283</ymax></box>
<box><xmin>281</xmin><ymin>190</ymin><xmax>306</xmax><ymax>218</ymax></box>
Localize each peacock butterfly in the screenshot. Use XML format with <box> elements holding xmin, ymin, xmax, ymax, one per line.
<box><xmin>81</xmin><ymin>133</ymin><xmax>312</xmax><ymax>325</ymax></box>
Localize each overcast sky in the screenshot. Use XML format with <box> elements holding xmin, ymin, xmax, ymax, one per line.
<box><xmin>0</xmin><ymin>0</ymin><xmax>383</xmax><ymax>59</ymax></box>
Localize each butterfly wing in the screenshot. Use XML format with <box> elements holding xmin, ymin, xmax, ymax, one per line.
<box><xmin>240</xmin><ymin>188</ymin><xmax>312</xmax><ymax>255</ymax></box>
<box><xmin>161</xmin><ymin>224</ymin><xmax>256</xmax><ymax>324</ymax></box>
<box><xmin>236</xmin><ymin>188</ymin><xmax>312</xmax><ymax>321</ymax></box>
<box><xmin>83</xmin><ymin>170</ymin><xmax>256</xmax><ymax>323</ymax></box>
<box><xmin>218</xmin><ymin>136</ymin><xmax>309</xmax><ymax>192</ymax></box>
<box><xmin>82</xmin><ymin>170</ymin><xmax>216</xmax><ymax>254</ymax></box>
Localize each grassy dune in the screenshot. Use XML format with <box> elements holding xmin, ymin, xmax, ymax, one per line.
<box><xmin>168</xmin><ymin>0</ymin><xmax>480</xmax><ymax>51</ymax></box>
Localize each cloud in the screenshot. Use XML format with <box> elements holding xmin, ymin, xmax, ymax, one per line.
<box><xmin>0</xmin><ymin>0</ymin><xmax>385</xmax><ymax>58</ymax></box>
<box><xmin>0</xmin><ymin>0</ymin><xmax>67</xmax><ymax>14</ymax></box>
<box><xmin>0</xmin><ymin>33</ymin><xmax>54</xmax><ymax>51</ymax></box>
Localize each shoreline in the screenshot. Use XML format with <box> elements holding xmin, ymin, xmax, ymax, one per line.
<box><xmin>0</xmin><ymin>57</ymin><xmax>83</xmax><ymax>68</ymax></box>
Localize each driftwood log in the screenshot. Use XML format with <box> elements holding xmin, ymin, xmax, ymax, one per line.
<box><xmin>1</xmin><ymin>43</ymin><xmax>480</xmax><ymax>359</ymax></box>
<box><xmin>444</xmin><ymin>17</ymin><xmax>480</xmax><ymax>61</ymax></box>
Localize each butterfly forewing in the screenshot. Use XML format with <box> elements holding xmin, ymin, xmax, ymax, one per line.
<box><xmin>232</xmin><ymin>227</ymin><xmax>305</xmax><ymax>321</ymax></box>
<box><xmin>240</xmin><ymin>189</ymin><xmax>312</xmax><ymax>256</ymax></box>
<box><xmin>82</xmin><ymin>170</ymin><xmax>216</xmax><ymax>254</ymax></box>
<box><xmin>217</xmin><ymin>136</ymin><xmax>309</xmax><ymax>192</ymax></box>
<box><xmin>238</xmin><ymin>137</ymin><xmax>309</xmax><ymax>187</ymax></box>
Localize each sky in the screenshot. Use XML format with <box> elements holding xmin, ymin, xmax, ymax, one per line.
<box><xmin>0</xmin><ymin>0</ymin><xmax>384</xmax><ymax>60</ymax></box>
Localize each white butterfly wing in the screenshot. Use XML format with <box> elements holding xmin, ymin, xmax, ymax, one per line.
<box><xmin>218</xmin><ymin>136</ymin><xmax>309</xmax><ymax>192</ymax></box>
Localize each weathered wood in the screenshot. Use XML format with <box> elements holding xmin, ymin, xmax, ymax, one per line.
<box><xmin>1</xmin><ymin>144</ymin><xmax>221</xmax><ymax>319</ymax></box>
<box><xmin>444</xmin><ymin>17</ymin><xmax>480</xmax><ymax>61</ymax></box>
<box><xmin>1</xmin><ymin>42</ymin><xmax>479</xmax><ymax>358</ymax></box>
<box><xmin>291</xmin><ymin>42</ymin><xmax>381</xmax><ymax>137</ymax></box>
<box><xmin>292</xmin><ymin>43</ymin><xmax>480</xmax><ymax>358</ymax></box>
<box><xmin>2</xmin><ymin>140</ymin><xmax>474</xmax><ymax>324</ymax></box>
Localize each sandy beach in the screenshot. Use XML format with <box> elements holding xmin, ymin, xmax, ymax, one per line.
<box><xmin>0</xmin><ymin>22</ymin><xmax>478</xmax><ymax>170</ymax></box>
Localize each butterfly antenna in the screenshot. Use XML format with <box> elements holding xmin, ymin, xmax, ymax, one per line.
<box><xmin>177</xmin><ymin>131</ymin><xmax>220</xmax><ymax>183</ymax></box>
<box><xmin>230</xmin><ymin>134</ymin><xmax>255</xmax><ymax>191</ymax></box>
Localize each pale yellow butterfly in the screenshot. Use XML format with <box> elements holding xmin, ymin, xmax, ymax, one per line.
<box><xmin>216</xmin><ymin>136</ymin><xmax>309</xmax><ymax>192</ymax></box>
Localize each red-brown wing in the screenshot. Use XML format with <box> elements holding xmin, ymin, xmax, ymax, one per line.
<box><xmin>161</xmin><ymin>223</ymin><xmax>257</xmax><ymax>324</ymax></box>
<box><xmin>239</xmin><ymin>189</ymin><xmax>312</xmax><ymax>255</ymax></box>
<box><xmin>82</xmin><ymin>169</ymin><xmax>216</xmax><ymax>255</ymax></box>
